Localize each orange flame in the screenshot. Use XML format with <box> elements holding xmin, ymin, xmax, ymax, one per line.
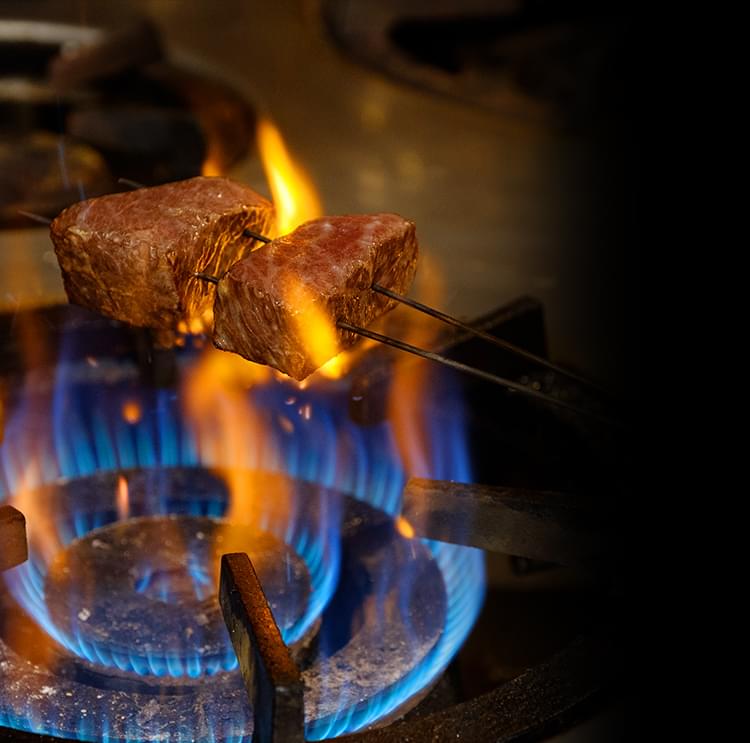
<box><xmin>395</xmin><ymin>516</ymin><xmax>415</xmax><ymax>539</ymax></box>
<box><xmin>0</xmin><ymin>234</ymin><xmax>63</xmax><ymax>665</ymax></box>
<box><xmin>257</xmin><ymin>117</ymin><xmax>323</xmax><ymax>235</ymax></box>
<box><xmin>316</xmin><ymin>337</ymin><xmax>380</xmax><ymax>381</ymax></box>
<box><xmin>256</xmin><ymin>117</ymin><xmax>351</xmax><ymax>380</ymax></box>
<box><xmin>183</xmin><ymin>119</ymin><xmax>330</xmax><ymax>540</ymax></box>
<box><xmin>182</xmin><ymin>347</ymin><xmax>290</xmax><ymax>526</ymax></box>
<box><xmin>201</xmin><ymin>157</ymin><xmax>223</xmax><ymax>177</ymax></box>
<box><xmin>387</xmin><ymin>254</ymin><xmax>446</xmax><ymax>477</ymax></box>
<box><xmin>316</xmin><ymin>353</ymin><xmax>349</xmax><ymax>379</ymax></box>
<box><xmin>10</xmin><ymin>481</ymin><xmax>60</xmax><ymax>566</ymax></box>
<box><xmin>5</xmin><ymin>272</ymin><xmax>63</xmax><ymax>566</ymax></box>
<box><xmin>117</xmin><ymin>475</ymin><xmax>130</xmax><ymax>520</ymax></box>
<box><xmin>3</xmin><ymin>473</ymin><xmax>59</xmax><ymax>666</ymax></box>
<box><xmin>283</xmin><ymin>279</ymin><xmax>338</xmax><ymax>372</ymax></box>
<box><xmin>122</xmin><ymin>400</ymin><xmax>142</xmax><ymax>425</ymax></box>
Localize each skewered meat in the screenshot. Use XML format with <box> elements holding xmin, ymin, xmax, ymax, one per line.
<box><xmin>212</xmin><ymin>213</ymin><xmax>418</xmax><ymax>380</ymax></box>
<box><xmin>50</xmin><ymin>176</ymin><xmax>274</xmax><ymax>341</ymax></box>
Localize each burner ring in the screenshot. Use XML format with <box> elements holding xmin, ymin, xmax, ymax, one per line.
<box><xmin>5</xmin><ymin>467</ymin><xmax>343</xmax><ymax>680</ymax></box>
<box><xmin>44</xmin><ymin>516</ymin><xmax>311</xmax><ymax>680</ymax></box>
<box><xmin>0</xmin><ymin>475</ymin><xmax>473</xmax><ymax>742</ymax></box>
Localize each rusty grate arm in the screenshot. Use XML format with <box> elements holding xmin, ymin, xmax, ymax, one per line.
<box><xmin>402</xmin><ymin>478</ymin><xmax>620</xmax><ymax>568</ymax></box>
<box><xmin>219</xmin><ymin>552</ymin><xmax>305</xmax><ymax>743</ymax></box>
<box><xmin>0</xmin><ymin>505</ymin><xmax>27</xmax><ymax>572</ymax></box>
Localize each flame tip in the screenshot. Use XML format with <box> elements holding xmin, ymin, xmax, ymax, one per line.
<box><xmin>257</xmin><ymin>116</ymin><xmax>323</xmax><ymax>236</ymax></box>
<box><xmin>121</xmin><ymin>400</ymin><xmax>142</xmax><ymax>425</ymax></box>
<box><xmin>116</xmin><ymin>475</ymin><xmax>130</xmax><ymax>521</ymax></box>
<box><xmin>395</xmin><ymin>516</ymin><xmax>415</xmax><ymax>540</ymax></box>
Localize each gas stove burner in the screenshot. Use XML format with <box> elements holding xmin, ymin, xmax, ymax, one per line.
<box><xmin>0</xmin><ymin>467</ymin><xmax>478</xmax><ymax>741</ymax></box>
<box><xmin>44</xmin><ymin>516</ymin><xmax>312</xmax><ymax>680</ymax></box>
<box><xmin>6</xmin><ymin>467</ymin><xmax>340</xmax><ymax>681</ymax></box>
<box><xmin>0</xmin><ymin>291</ymin><xmax>628</xmax><ymax>742</ymax></box>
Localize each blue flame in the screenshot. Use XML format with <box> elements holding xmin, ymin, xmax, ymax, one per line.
<box><xmin>309</xmin><ymin>541</ymin><xmax>483</xmax><ymax>739</ymax></box>
<box><xmin>3</xmin><ymin>383</ymin><xmax>343</xmax><ymax>678</ymax></box>
<box><xmin>1</xmin><ymin>340</ymin><xmax>485</xmax><ymax>741</ymax></box>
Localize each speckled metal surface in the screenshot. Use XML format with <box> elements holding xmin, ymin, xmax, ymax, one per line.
<box><xmin>44</xmin><ymin>517</ymin><xmax>311</xmax><ymax>674</ymax></box>
<box><xmin>336</xmin><ymin>627</ymin><xmax>621</xmax><ymax>743</ymax></box>
<box><xmin>1</xmin><ymin>628</ymin><xmax>620</xmax><ymax>743</ymax></box>
<box><xmin>1</xmin><ymin>484</ymin><xmax>449</xmax><ymax>742</ymax></box>
<box><xmin>220</xmin><ymin>552</ymin><xmax>305</xmax><ymax>743</ymax></box>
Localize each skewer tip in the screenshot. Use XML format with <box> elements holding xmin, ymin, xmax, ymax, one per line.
<box><xmin>193</xmin><ymin>272</ymin><xmax>220</xmax><ymax>285</ymax></box>
<box><xmin>117</xmin><ymin>177</ymin><xmax>146</xmax><ymax>190</ymax></box>
<box><xmin>17</xmin><ymin>210</ymin><xmax>53</xmax><ymax>225</ymax></box>
<box><xmin>243</xmin><ymin>228</ymin><xmax>272</xmax><ymax>243</ymax></box>
<box><xmin>338</xmin><ymin>320</ymin><xmax>622</xmax><ymax>429</ymax></box>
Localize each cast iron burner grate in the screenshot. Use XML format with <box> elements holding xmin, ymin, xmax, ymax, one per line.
<box><xmin>0</xmin><ymin>297</ymin><xmax>626</xmax><ymax>742</ymax></box>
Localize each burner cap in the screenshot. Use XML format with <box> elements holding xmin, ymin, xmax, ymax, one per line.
<box><xmin>44</xmin><ymin>515</ymin><xmax>311</xmax><ymax>679</ymax></box>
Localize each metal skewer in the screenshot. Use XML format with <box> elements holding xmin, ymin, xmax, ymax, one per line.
<box><xmin>117</xmin><ymin>177</ymin><xmax>146</xmax><ymax>190</ymax></box>
<box><xmin>337</xmin><ymin>321</ymin><xmax>619</xmax><ymax>427</ymax></box>
<box><xmin>189</xmin><ymin>221</ymin><xmax>608</xmax><ymax>398</ymax></box>
<box><xmin>371</xmin><ymin>283</ymin><xmax>609</xmax><ymax>398</ymax></box>
<box><xmin>192</xmin><ymin>268</ymin><xmax>619</xmax><ymax>426</ymax></box>
<box><xmin>20</xmin><ymin>196</ymin><xmax>616</xmax><ymax>425</ymax></box>
<box><xmin>193</xmin><ymin>272</ymin><xmax>221</xmax><ymax>284</ymax></box>
<box><xmin>243</xmin><ymin>228</ymin><xmax>271</xmax><ymax>243</ymax></box>
<box><xmin>17</xmin><ymin>210</ymin><xmax>52</xmax><ymax>225</ymax></box>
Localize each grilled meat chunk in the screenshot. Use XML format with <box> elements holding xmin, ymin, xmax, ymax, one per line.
<box><xmin>213</xmin><ymin>213</ymin><xmax>418</xmax><ymax>380</ymax></box>
<box><xmin>50</xmin><ymin>176</ymin><xmax>274</xmax><ymax>339</ymax></box>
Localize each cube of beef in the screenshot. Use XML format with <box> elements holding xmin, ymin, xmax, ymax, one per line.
<box><xmin>50</xmin><ymin>176</ymin><xmax>274</xmax><ymax>339</ymax></box>
<box><xmin>212</xmin><ymin>214</ymin><xmax>418</xmax><ymax>380</ymax></box>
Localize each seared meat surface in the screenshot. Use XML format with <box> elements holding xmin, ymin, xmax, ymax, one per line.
<box><xmin>50</xmin><ymin>177</ymin><xmax>274</xmax><ymax>340</ymax></box>
<box><xmin>213</xmin><ymin>213</ymin><xmax>418</xmax><ymax>380</ymax></box>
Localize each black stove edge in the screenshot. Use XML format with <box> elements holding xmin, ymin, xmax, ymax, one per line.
<box><xmin>338</xmin><ymin>624</ymin><xmax>623</xmax><ymax>743</ymax></box>
<box><xmin>0</xmin><ymin>731</ymin><xmax>68</xmax><ymax>742</ymax></box>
